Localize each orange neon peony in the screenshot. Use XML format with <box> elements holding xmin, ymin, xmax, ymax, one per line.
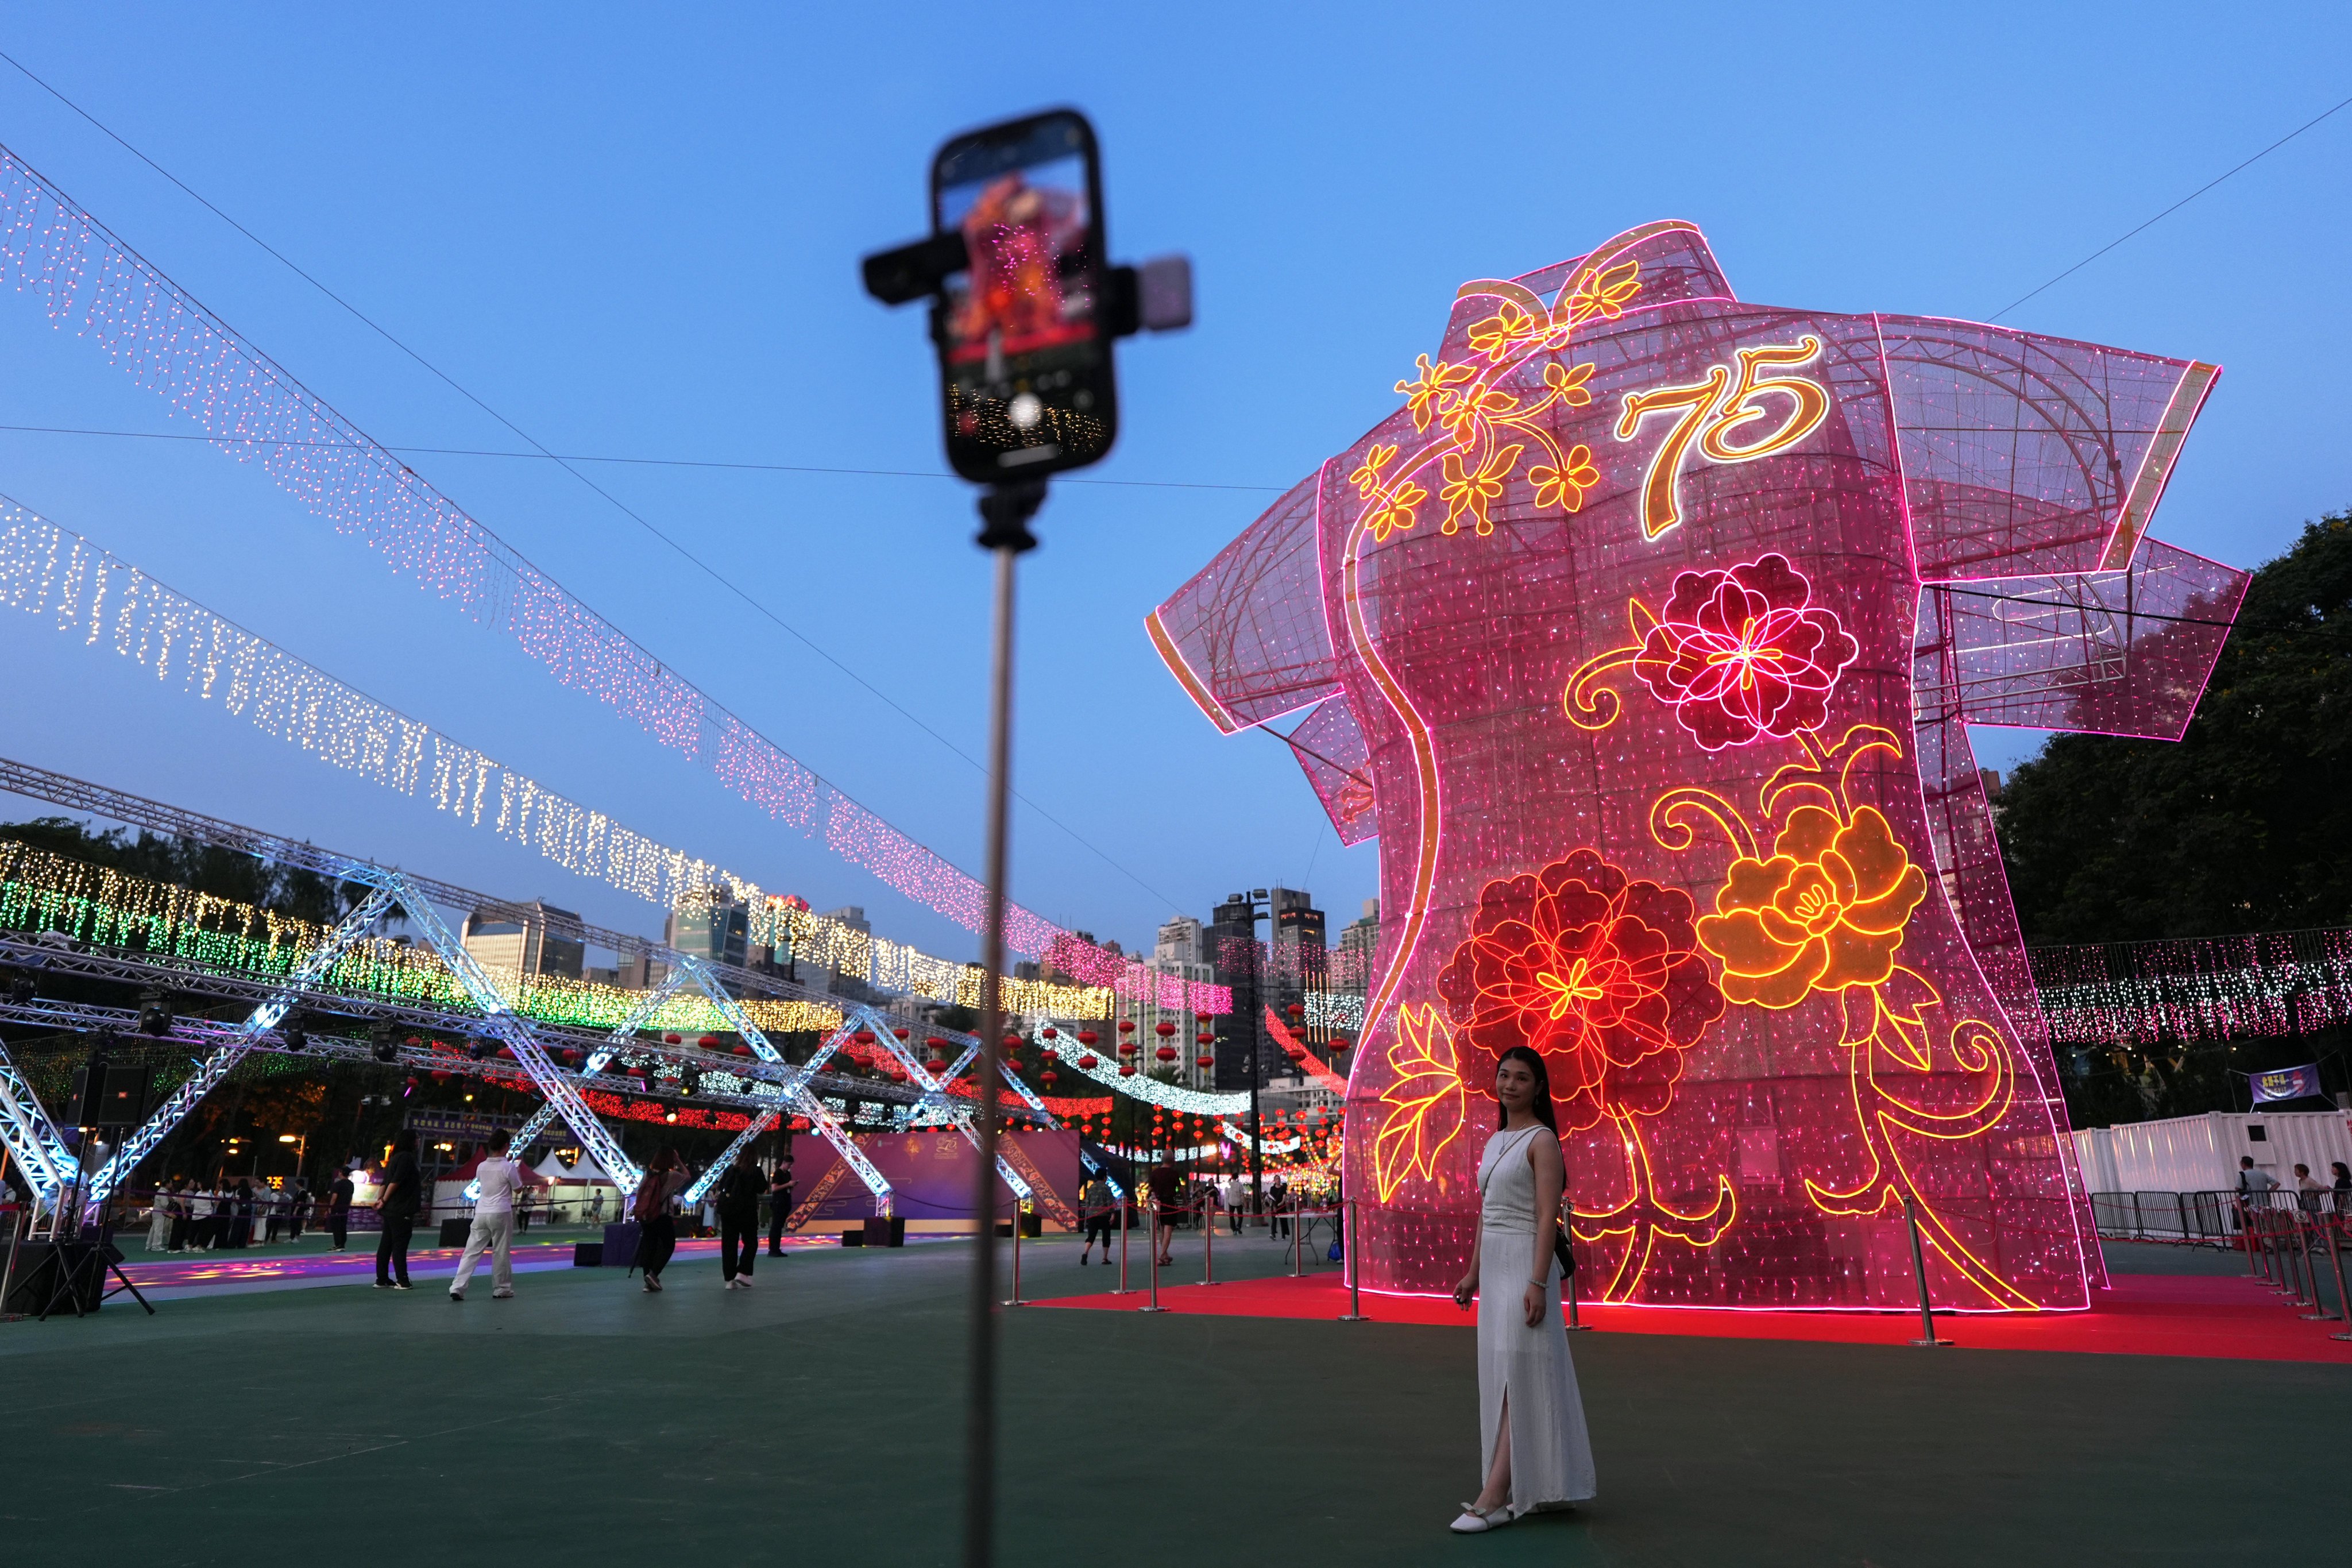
<box><xmin>1437</xmin><ymin>849</ymin><xmax>1724</xmax><ymax>1130</ymax></box>
<box><xmin>1696</xmin><ymin>804</ymin><xmax>1928</xmax><ymax>1009</ymax></box>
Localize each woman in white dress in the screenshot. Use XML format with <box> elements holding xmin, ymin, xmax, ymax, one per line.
<box><xmin>1449</xmin><ymin>1045</ymin><xmax>1596</xmax><ymax>1532</ymax></box>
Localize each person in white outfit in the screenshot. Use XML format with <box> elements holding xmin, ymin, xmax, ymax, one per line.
<box><xmin>450</xmin><ymin>1130</ymin><xmax>524</xmax><ymax>1302</ymax></box>
<box><xmin>1449</xmin><ymin>1045</ymin><xmax>1596</xmax><ymax>1532</ymax></box>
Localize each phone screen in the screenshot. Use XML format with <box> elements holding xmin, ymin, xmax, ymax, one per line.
<box><xmin>932</xmin><ymin>111</ymin><xmax>1115</xmax><ymax>480</ymax></box>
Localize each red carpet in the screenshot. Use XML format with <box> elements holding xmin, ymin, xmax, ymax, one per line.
<box><xmin>1034</xmin><ymin>1270</ymin><xmax>2352</xmax><ymax>1364</ymax></box>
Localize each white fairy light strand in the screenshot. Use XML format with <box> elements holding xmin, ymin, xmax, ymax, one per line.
<box><xmin>0</xmin><ymin>142</ymin><xmax>1217</xmax><ymax>1014</ymax></box>
<box><xmin>0</xmin><ymin>501</ymin><xmax>1118</xmax><ymax>1018</ymax></box>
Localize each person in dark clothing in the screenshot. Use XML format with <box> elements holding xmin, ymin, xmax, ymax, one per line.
<box><xmin>288</xmin><ymin>1178</ymin><xmax>311</xmax><ymax>1239</ymax></box>
<box><xmin>1148</xmin><ymin>1164</ymin><xmax>1181</xmax><ymax>1266</ymax></box>
<box><xmin>766</xmin><ymin>1160</ymin><xmax>795</xmax><ymax>1256</ymax></box>
<box><xmin>327</xmin><ymin>1169</ymin><xmax>355</xmax><ymax>1251</ymax></box>
<box><xmin>230</xmin><ymin>1179</ymin><xmax>255</xmax><ymax>1248</ymax></box>
<box><xmin>715</xmin><ymin>1148</ymin><xmax>764</xmax><ymax>1288</ymax></box>
<box><xmin>632</xmin><ymin>1148</ymin><xmax>687</xmax><ymax>1292</ymax></box>
<box><xmin>376</xmin><ymin>1130</ymin><xmax>422</xmax><ymax>1289</ymax></box>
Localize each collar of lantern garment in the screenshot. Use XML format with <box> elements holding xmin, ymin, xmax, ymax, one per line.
<box><xmin>1146</xmin><ymin>219</ymin><xmax>2239</xmax><ymax>1314</ymax></box>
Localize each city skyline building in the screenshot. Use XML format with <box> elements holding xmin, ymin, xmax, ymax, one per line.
<box><xmin>461</xmin><ymin>899</ymin><xmax>585</xmax><ymax>984</ymax></box>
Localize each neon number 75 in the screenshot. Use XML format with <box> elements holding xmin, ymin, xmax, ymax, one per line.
<box><xmin>1615</xmin><ymin>335</ymin><xmax>1829</xmax><ymax>540</ymax></box>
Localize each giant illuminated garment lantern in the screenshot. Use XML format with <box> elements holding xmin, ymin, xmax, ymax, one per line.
<box><xmin>1150</xmin><ymin>223</ymin><xmax>2247</xmax><ymax>1310</ymax></box>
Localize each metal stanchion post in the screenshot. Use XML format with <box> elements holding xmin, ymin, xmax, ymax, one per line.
<box><xmin>1290</xmin><ymin>1200</ymin><xmax>1301</xmax><ymax>1277</ymax></box>
<box><xmin>1140</xmin><ymin>1202</ymin><xmax>1167</xmax><ymax>1312</ymax></box>
<box><xmin>2324</xmin><ymin>1213</ymin><xmax>2352</xmax><ymax>1342</ymax></box>
<box><xmin>1563</xmin><ymin>1199</ymin><xmax>1590</xmax><ymax>1332</ymax></box>
<box><xmin>2297</xmin><ymin>1206</ymin><xmax>2338</xmax><ymax>1320</ymax></box>
<box><xmin>1903</xmin><ymin>1194</ymin><xmax>1952</xmax><ymax>1347</ymax></box>
<box><xmin>1114</xmin><ymin>1192</ymin><xmax>1131</xmax><ymax>1295</ymax></box>
<box><xmin>1004</xmin><ymin>1204</ymin><xmax>1025</xmax><ymax>1308</ymax></box>
<box><xmin>1202</xmin><ymin>1197</ymin><xmax>1216</xmax><ymax>1287</ymax></box>
<box><xmin>1337</xmin><ymin>1198</ymin><xmax>1368</xmax><ymax>1322</ymax></box>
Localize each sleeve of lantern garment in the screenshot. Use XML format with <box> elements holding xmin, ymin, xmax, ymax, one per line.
<box><xmin>1283</xmin><ymin>695</ymin><xmax>1377</xmax><ymax>845</ymax></box>
<box><xmin>1148</xmin><ymin>474</ymin><xmax>1340</xmax><ymax>733</ymax></box>
<box><xmin>1875</xmin><ymin>315</ymin><xmax>2219</xmax><ymax>580</ymax></box>
<box><xmin>1913</xmin><ymin>535</ymin><xmax>2250</xmax><ymax>740</ymax></box>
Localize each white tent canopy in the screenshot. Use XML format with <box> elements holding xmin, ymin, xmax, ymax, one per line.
<box><xmin>535</xmin><ymin>1148</ymin><xmax>621</xmax><ymax>1186</ymax></box>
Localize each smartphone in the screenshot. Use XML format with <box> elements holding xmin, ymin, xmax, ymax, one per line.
<box><xmin>930</xmin><ymin>109</ymin><xmax>1116</xmax><ymax>482</ymax></box>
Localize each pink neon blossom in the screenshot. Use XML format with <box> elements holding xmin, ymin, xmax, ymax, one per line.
<box><xmin>1634</xmin><ymin>553</ymin><xmax>1857</xmax><ymax>749</ymax></box>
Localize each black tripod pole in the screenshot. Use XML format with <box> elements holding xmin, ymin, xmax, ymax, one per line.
<box><xmin>963</xmin><ymin>480</ymin><xmax>1042</xmax><ymax>1568</ymax></box>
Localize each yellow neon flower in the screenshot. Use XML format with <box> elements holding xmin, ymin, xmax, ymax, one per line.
<box><xmin>1528</xmin><ymin>443</ymin><xmax>1602</xmax><ymax>513</ymax></box>
<box><xmin>1439</xmin><ymin>444</ymin><xmax>1521</xmax><ymax>536</ymax></box>
<box><xmin>1468</xmin><ymin>300</ymin><xmax>1541</xmax><ymax>362</ymax></box>
<box><xmin>1373</xmin><ymin>1003</ymin><xmax>1469</xmax><ymax>1202</ymax></box>
<box><xmin>1365</xmin><ymin>481</ymin><xmax>1426</xmax><ymax>543</ymax></box>
<box><xmin>1566</xmin><ymin>259</ymin><xmax>1642</xmax><ymax>325</ymax></box>
<box><xmin>1543</xmin><ymin>359</ymin><xmax>1597</xmax><ymax>408</ymax></box>
<box><xmin>1349</xmin><ymin>443</ymin><xmax>1397</xmax><ymax>499</ymax></box>
<box><xmin>1395</xmin><ymin>354</ymin><xmax>1476</xmax><ymax>433</ymax></box>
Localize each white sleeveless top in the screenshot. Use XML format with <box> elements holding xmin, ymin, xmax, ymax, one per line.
<box><xmin>1477</xmin><ymin>1125</ymin><xmax>1546</xmax><ymax>1235</ymax></box>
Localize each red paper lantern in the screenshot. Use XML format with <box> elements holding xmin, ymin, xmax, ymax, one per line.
<box><xmin>1002</xmin><ymin>1033</ymin><xmax>1021</xmax><ymax>1047</ymax></box>
<box><xmin>698</xmin><ymin>1034</ymin><xmax>719</xmax><ymax>1048</ymax></box>
<box><xmin>1156</xmin><ymin>1046</ymin><xmax>1178</xmax><ymax>1062</ymax></box>
<box><xmin>1042</xmin><ymin>1070</ymin><xmax>1059</xmax><ymax>1084</ymax></box>
<box><xmin>430</xmin><ymin>1069</ymin><xmax>449</xmax><ymax>1082</ymax></box>
<box><xmin>663</xmin><ymin>1033</ymin><xmax>682</xmax><ymax>1045</ymax></box>
<box><xmin>853</xmin><ymin>1030</ymin><xmax>875</xmax><ymax>1045</ymax></box>
<box><xmin>1077</xmin><ymin>1030</ymin><xmax>1098</xmax><ymax>1046</ymax></box>
<box><xmin>1118</xmin><ymin>1065</ymin><xmax>1137</xmax><ymax>1077</ymax></box>
<box><xmin>1078</xmin><ymin>1055</ymin><xmax>1099</xmax><ymax>1069</ymax></box>
<box><xmin>1196</xmin><ymin>1032</ymin><xmax>1213</xmax><ymax>1044</ymax></box>
<box><xmin>926</xmin><ymin>1036</ymin><xmax>947</xmax><ymax>1049</ymax></box>
<box><xmin>926</xmin><ymin>1058</ymin><xmax>948</xmax><ymax>1073</ymax></box>
<box><xmin>1198</xmin><ymin>1053</ymin><xmax>1215</xmax><ymax>1067</ymax></box>
<box><xmin>733</xmin><ymin>1044</ymin><xmax>751</xmax><ymax>1056</ymax></box>
<box><xmin>1117</xmin><ymin>1019</ymin><xmax>1136</xmax><ymax>1034</ymax></box>
<box><xmin>1154</xmin><ymin>1021</ymin><xmax>1176</xmax><ymax>1037</ymax></box>
<box><xmin>1041</xmin><ymin>1026</ymin><xmax>1058</xmax><ymax>1040</ymax></box>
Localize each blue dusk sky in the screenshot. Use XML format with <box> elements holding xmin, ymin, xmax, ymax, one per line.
<box><xmin>0</xmin><ymin>2</ymin><xmax>2342</xmax><ymax>963</ymax></box>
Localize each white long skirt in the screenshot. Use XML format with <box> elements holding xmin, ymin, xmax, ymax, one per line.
<box><xmin>1477</xmin><ymin>1225</ymin><xmax>1597</xmax><ymax>1513</ymax></box>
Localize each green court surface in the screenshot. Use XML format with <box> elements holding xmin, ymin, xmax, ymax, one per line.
<box><xmin>1</xmin><ymin>1234</ymin><xmax>2341</xmax><ymax>1566</ymax></box>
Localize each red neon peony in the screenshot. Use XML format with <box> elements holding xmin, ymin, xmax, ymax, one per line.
<box><xmin>1438</xmin><ymin>849</ymin><xmax>1724</xmax><ymax>1131</ymax></box>
<box><xmin>1633</xmin><ymin>553</ymin><xmax>1857</xmax><ymax>750</ymax></box>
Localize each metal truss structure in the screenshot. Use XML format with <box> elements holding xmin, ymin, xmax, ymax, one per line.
<box><xmin>0</xmin><ymin>758</ymin><xmax>1068</xmax><ymax>1223</ymax></box>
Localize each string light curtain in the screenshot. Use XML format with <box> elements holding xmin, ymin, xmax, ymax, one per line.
<box><xmin>0</xmin><ymin>144</ymin><xmax>1216</xmax><ymax>1014</ymax></box>
<box><xmin>2030</xmin><ymin>928</ymin><xmax>2352</xmax><ymax>1045</ymax></box>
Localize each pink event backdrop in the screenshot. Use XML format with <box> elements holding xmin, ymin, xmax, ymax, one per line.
<box><xmin>785</xmin><ymin>1128</ymin><xmax>1082</xmax><ymax>1228</ymax></box>
<box><xmin>1152</xmin><ymin>221</ymin><xmax>2243</xmax><ymax>1311</ymax></box>
<box><xmin>0</xmin><ymin>145</ymin><xmax>1216</xmax><ymax>1015</ymax></box>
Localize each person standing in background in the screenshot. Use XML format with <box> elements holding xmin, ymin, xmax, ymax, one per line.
<box><xmin>1222</xmin><ymin>1173</ymin><xmax>1243</xmax><ymax>1236</ymax></box>
<box><xmin>450</xmin><ymin>1130</ymin><xmax>527</xmax><ymax>1301</ymax></box>
<box><xmin>145</xmin><ymin>1181</ymin><xmax>174</xmax><ymax>1253</ymax></box>
<box><xmin>288</xmin><ymin>1177</ymin><xmax>311</xmax><ymax>1240</ymax></box>
<box><xmin>327</xmin><ymin>1167</ymin><xmax>354</xmax><ymax>1252</ymax></box>
<box><xmin>715</xmin><ymin>1148</ymin><xmax>764</xmax><ymax>1289</ymax></box>
<box><xmin>376</xmin><ymin>1130</ymin><xmax>422</xmax><ymax>1291</ymax></box>
<box><xmin>766</xmin><ymin>1158</ymin><xmax>795</xmax><ymax>1256</ymax></box>
<box><xmin>1269</xmin><ymin>1174</ymin><xmax>1292</xmax><ymax>1241</ymax></box>
<box><xmin>632</xmin><ymin>1148</ymin><xmax>687</xmax><ymax>1293</ymax></box>
<box><xmin>1077</xmin><ymin>1173</ymin><xmax>1114</xmax><ymax>1265</ymax></box>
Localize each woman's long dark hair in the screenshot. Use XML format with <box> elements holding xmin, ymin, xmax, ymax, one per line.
<box><xmin>1494</xmin><ymin>1045</ymin><xmax>1558</xmax><ymax>1133</ymax></box>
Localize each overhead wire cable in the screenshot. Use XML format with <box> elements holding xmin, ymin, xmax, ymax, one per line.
<box><xmin>1990</xmin><ymin>89</ymin><xmax>2352</xmax><ymax>320</ymax></box>
<box><xmin>0</xmin><ymin>422</ymin><xmax>1283</xmax><ymax>492</ymax></box>
<box><xmin>0</xmin><ymin>47</ymin><xmax>1196</xmax><ymax>920</ymax></box>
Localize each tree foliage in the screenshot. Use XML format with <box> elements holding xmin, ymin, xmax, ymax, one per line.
<box><xmin>1996</xmin><ymin>514</ymin><xmax>2352</xmax><ymax>943</ymax></box>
